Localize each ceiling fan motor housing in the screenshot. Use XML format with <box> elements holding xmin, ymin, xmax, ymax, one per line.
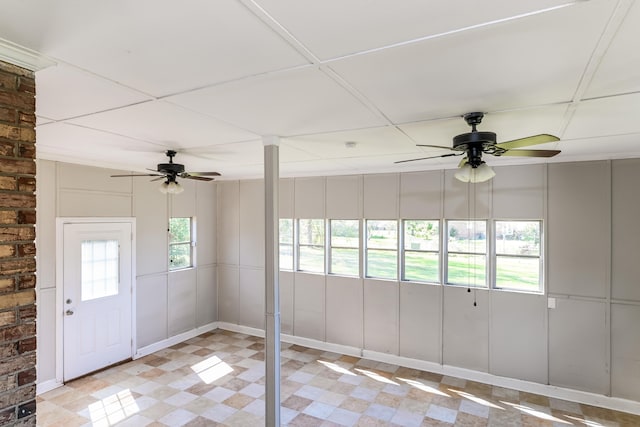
<box><xmin>453</xmin><ymin>131</ymin><xmax>497</xmax><ymax>167</ymax></box>
<box><xmin>157</xmin><ymin>162</ymin><xmax>185</xmax><ymax>175</ymax></box>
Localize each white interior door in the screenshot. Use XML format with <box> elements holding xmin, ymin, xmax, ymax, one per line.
<box><xmin>63</xmin><ymin>222</ymin><xmax>133</xmax><ymax>381</ymax></box>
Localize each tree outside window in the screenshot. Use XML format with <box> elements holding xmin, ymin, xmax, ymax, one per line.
<box><xmin>169</xmin><ymin>217</ymin><xmax>193</xmax><ymax>270</ymax></box>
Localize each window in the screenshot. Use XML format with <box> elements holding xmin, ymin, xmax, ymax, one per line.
<box><xmin>297</xmin><ymin>219</ymin><xmax>324</xmax><ymax>273</ymax></box>
<box><xmin>169</xmin><ymin>217</ymin><xmax>193</xmax><ymax>270</ymax></box>
<box><xmin>403</xmin><ymin>220</ymin><xmax>439</xmax><ymax>283</ymax></box>
<box><xmin>329</xmin><ymin>220</ymin><xmax>360</xmax><ymax>276</ymax></box>
<box><xmin>81</xmin><ymin>239</ymin><xmax>119</xmax><ymax>301</ymax></box>
<box><xmin>279</xmin><ymin>219</ymin><xmax>294</xmax><ymax>270</ymax></box>
<box><xmin>365</xmin><ymin>220</ymin><xmax>398</xmax><ymax>280</ymax></box>
<box><xmin>446</xmin><ymin>220</ymin><xmax>486</xmax><ymax>287</ymax></box>
<box><xmin>495</xmin><ymin>220</ymin><xmax>542</xmax><ymax>292</ymax></box>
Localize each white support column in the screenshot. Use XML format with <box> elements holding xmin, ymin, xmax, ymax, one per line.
<box><xmin>263</xmin><ymin>135</ymin><xmax>281</xmax><ymax>426</ymax></box>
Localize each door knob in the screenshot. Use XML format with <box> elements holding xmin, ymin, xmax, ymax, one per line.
<box><xmin>65</xmin><ymin>309</ymin><xmax>74</xmax><ymax>316</ymax></box>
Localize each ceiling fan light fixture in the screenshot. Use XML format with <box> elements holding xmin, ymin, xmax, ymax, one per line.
<box><xmin>159</xmin><ymin>180</ymin><xmax>184</xmax><ymax>194</ymax></box>
<box><xmin>454</xmin><ymin>161</ymin><xmax>495</xmax><ymax>183</ymax></box>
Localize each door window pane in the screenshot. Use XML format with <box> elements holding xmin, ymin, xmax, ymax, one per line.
<box><xmin>81</xmin><ymin>240</ymin><xmax>119</xmax><ymax>301</ymax></box>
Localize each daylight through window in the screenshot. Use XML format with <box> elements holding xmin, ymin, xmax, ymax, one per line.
<box><xmin>495</xmin><ymin>220</ymin><xmax>542</xmax><ymax>292</ymax></box>
<box><xmin>330</xmin><ymin>220</ymin><xmax>360</xmax><ymax>276</ymax></box>
<box><xmin>403</xmin><ymin>220</ymin><xmax>439</xmax><ymax>283</ymax></box>
<box><xmin>169</xmin><ymin>217</ymin><xmax>193</xmax><ymax>270</ymax></box>
<box><xmin>446</xmin><ymin>220</ymin><xmax>487</xmax><ymax>287</ymax></box>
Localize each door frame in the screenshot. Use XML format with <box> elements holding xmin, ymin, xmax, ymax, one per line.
<box><xmin>55</xmin><ymin>217</ymin><xmax>137</xmax><ymax>384</ymax></box>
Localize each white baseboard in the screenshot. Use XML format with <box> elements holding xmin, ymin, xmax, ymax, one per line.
<box><xmin>36</xmin><ymin>379</ymin><xmax>63</xmax><ymax>395</ymax></box>
<box><xmin>214</xmin><ymin>324</ymin><xmax>640</xmax><ymax>416</ymax></box>
<box><xmin>134</xmin><ymin>322</ymin><xmax>218</xmax><ymax>359</ymax></box>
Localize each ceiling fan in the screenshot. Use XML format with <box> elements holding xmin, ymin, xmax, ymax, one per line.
<box><xmin>111</xmin><ymin>150</ymin><xmax>221</xmax><ymax>194</ymax></box>
<box><xmin>396</xmin><ymin>112</ymin><xmax>561</xmax><ymax>182</ymax></box>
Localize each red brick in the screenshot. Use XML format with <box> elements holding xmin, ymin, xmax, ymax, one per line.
<box><xmin>0</xmin><ymin>311</ymin><xmax>15</xmax><ymax>326</ymax></box>
<box><xmin>18</xmin><ymin>143</ymin><xmax>35</xmax><ymax>159</ymax></box>
<box><xmin>17</xmin><ymin>77</ymin><xmax>35</xmax><ymax>94</ymax></box>
<box><xmin>0</xmin><ymin>407</ymin><xmax>14</xmax><ymax>424</ymax></box>
<box><xmin>0</xmin><ymin>176</ymin><xmax>16</xmax><ymax>190</ymax></box>
<box><xmin>0</xmin><ymin>227</ymin><xmax>34</xmax><ymax>242</ymax></box>
<box><xmin>0</xmin><ymin>140</ymin><xmax>15</xmax><ymax>156</ymax></box>
<box><xmin>16</xmin><ymin>244</ymin><xmax>35</xmax><ymax>257</ymax></box>
<box><xmin>0</xmin><ymin>194</ymin><xmax>35</xmax><ymax>209</ymax></box>
<box><xmin>0</xmin><ymin>107</ymin><xmax>14</xmax><ymax>123</ymax></box>
<box><xmin>0</xmin><ymin>290</ymin><xmax>34</xmax><ymax>310</ymax></box>
<box><xmin>0</xmin><ymin>244</ymin><xmax>15</xmax><ymax>258</ymax></box>
<box><xmin>16</xmin><ymin>211</ymin><xmax>35</xmax><ymax>225</ymax></box>
<box><xmin>17</xmin><ymin>276</ymin><xmax>35</xmax><ymax>291</ymax></box>
<box><xmin>18</xmin><ymin>113</ymin><xmax>34</xmax><ymax>126</ymax></box>
<box><xmin>0</xmin><ymin>324</ymin><xmax>35</xmax><ymax>344</ymax></box>
<box><xmin>18</xmin><ymin>305</ymin><xmax>35</xmax><ymax>323</ymax></box>
<box><xmin>0</xmin><ymin>93</ymin><xmax>34</xmax><ymax>113</ymax></box>
<box><xmin>16</xmin><ymin>177</ymin><xmax>35</xmax><ymax>192</ymax></box>
<box><xmin>0</xmin><ymin>72</ymin><xmax>17</xmax><ymax>91</ymax></box>
<box><xmin>0</xmin><ymin>278</ymin><xmax>14</xmax><ymax>293</ymax></box>
<box><xmin>0</xmin><ymin>211</ymin><xmax>17</xmax><ymax>224</ymax></box>
<box><xmin>17</xmin><ymin>338</ymin><xmax>35</xmax><ymax>354</ymax></box>
<box><xmin>0</xmin><ymin>373</ymin><xmax>17</xmax><ymax>392</ymax></box>
<box><xmin>0</xmin><ymin>158</ymin><xmax>35</xmax><ymax>175</ymax></box>
<box><xmin>0</xmin><ymin>259</ymin><xmax>35</xmax><ymax>275</ymax></box>
<box><xmin>0</xmin><ymin>62</ymin><xmax>32</xmax><ymax>78</ymax></box>
<box><xmin>17</xmin><ymin>368</ymin><xmax>35</xmax><ymax>386</ymax></box>
<box><xmin>0</xmin><ymin>342</ymin><xmax>18</xmax><ymax>358</ymax></box>
<box><xmin>0</xmin><ymin>383</ymin><xmax>35</xmax><ymax>408</ymax></box>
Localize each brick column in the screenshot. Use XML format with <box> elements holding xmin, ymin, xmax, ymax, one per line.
<box><xmin>0</xmin><ymin>60</ymin><xmax>37</xmax><ymax>426</ymax></box>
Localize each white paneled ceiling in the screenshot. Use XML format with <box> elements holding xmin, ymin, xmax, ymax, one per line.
<box><xmin>1</xmin><ymin>0</ymin><xmax>638</xmax><ymax>180</ymax></box>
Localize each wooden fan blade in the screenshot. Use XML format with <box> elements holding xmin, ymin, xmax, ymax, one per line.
<box><xmin>111</xmin><ymin>173</ymin><xmax>162</xmax><ymax>177</ymax></box>
<box><xmin>416</xmin><ymin>144</ymin><xmax>461</xmax><ymax>152</ymax></box>
<box><xmin>496</xmin><ymin>134</ymin><xmax>559</xmax><ymax>150</ymax></box>
<box><xmin>182</xmin><ymin>175</ymin><xmax>214</xmax><ymax>181</ymax></box>
<box><xmin>395</xmin><ymin>153</ymin><xmax>463</xmax><ymax>164</ymax></box>
<box><xmin>500</xmin><ymin>149</ymin><xmax>561</xmax><ymax>158</ymax></box>
<box><xmin>150</xmin><ymin>177</ymin><xmax>166</xmax><ymax>182</ymax></box>
<box><xmin>185</xmin><ymin>171</ymin><xmax>221</xmax><ymax>177</ymax></box>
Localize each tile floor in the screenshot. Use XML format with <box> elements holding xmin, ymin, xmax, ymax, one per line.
<box><xmin>37</xmin><ymin>330</ymin><xmax>640</xmax><ymax>426</ymax></box>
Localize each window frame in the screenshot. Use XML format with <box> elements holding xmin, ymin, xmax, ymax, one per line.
<box><xmin>364</xmin><ymin>219</ymin><xmax>398</xmax><ymax>281</ymax></box>
<box><xmin>296</xmin><ymin>218</ymin><xmax>325</xmax><ymax>274</ymax></box>
<box><xmin>493</xmin><ymin>219</ymin><xmax>543</xmax><ymax>293</ymax></box>
<box><xmin>328</xmin><ymin>219</ymin><xmax>361</xmax><ymax>277</ymax></box>
<box><xmin>444</xmin><ymin>219</ymin><xmax>488</xmax><ymax>287</ymax></box>
<box><xmin>401</xmin><ymin>219</ymin><xmax>440</xmax><ymax>284</ymax></box>
<box><xmin>279</xmin><ymin>218</ymin><xmax>294</xmax><ymax>271</ymax></box>
<box><xmin>169</xmin><ymin>217</ymin><xmax>195</xmax><ymax>271</ymax></box>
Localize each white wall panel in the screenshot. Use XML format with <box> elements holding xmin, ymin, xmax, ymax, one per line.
<box><xmin>196</xmin><ymin>181</ymin><xmax>217</xmax><ymax>266</ymax></box>
<box><xmin>280</xmin><ymin>271</ymin><xmax>294</xmax><ymax>335</ymax></box>
<box><xmin>490</xmin><ymin>292</ymin><xmax>547</xmax><ymax>383</ymax></box>
<box><xmin>611</xmin><ymin>159</ymin><xmax>640</xmax><ymax>302</ymax></box>
<box><xmin>400</xmin><ymin>171</ymin><xmax>442</xmax><ymax>219</ymax></box>
<box><xmin>57</xmin><ymin>163</ymin><xmax>131</xmax><ymax>194</ymax></box>
<box><xmin>58</xmin><ymin>191</ymin><xmax>132</xmax><ymax>217</ymax></box>
<box><xmin>548</xmin><ymin>161</ymin><xmax>610</xmax><ymax>298</ymax></box>
<box><xmin>196</xmin><ymin>265</ymin><xmax>217</xmax><ymax>326</ymax></box>
<box><xmin>611</xmin><ymin>303</ymin><xmax>640</xmax><ymax>401</ymax></box>
<box><xmin>239</xmin><ymin>268</ymin><xmax>265</xmax><ymax>329</ymax></box>
<box><xmin>363</xmin><ymin>174</ymin><xmax>398</xmax><ymax>219</ymax></box>
<box><xmin>217</xmin><ymin>181</ymin><xmax>239</xmax><ymax>265</ymax></box>
<box><xmin>134</xmin><ymin>178</ymin><xmax>168</xmax><ymax>276</ymax></box>
<box><xmin>35</xmin><ymin>160</ymin><xmax>56</xmax><ymax>289</ymax></box>
<box><xmin>399</xmin><ymin>283</ymin><xmax>440</xmax><ymax>362</ymax></box>
<box><xmin>137</xmin><ymin>275</ymin><xmax>168</xmax><ymax>348</ymax></box>
<box><xmin>170</xmin><ymin>179</ymin><xmax>196</xmax><ymax>218</ymax></box>
<box><xmin>549</xmin><ymin>298</ymin><xmax>608</xmax><ymax>394</ymax></box>
<box><xmin>442</xmin><ymin>286</ymin><xmax>489</xmax><ymax>372</ymax></box>
<box><xmin>239</xmin><ymin>180</ymin><xmax>264</xmax><ymax>268</ymax></box>
<box><xmin>168</xmin><ymin>268</ymin><xmax>197</xmax><ymax>336</ymax></box>
<box><xmin>443</xmin><ymin>170</ymin><xmax>490</xmax><ymax>219</ymax></box>
<box><xmin>294</xmin><ymin>273</ymin><xmax>325</xmax><ymax>341</ymax></box>
<box><xmin>326</xmin><ymin>175</ymin><xmax>362</xmax><ymax>219</ymax></box>
<box><xmin>279</xmin><ymin>178</ymin><xmax>294</xmax><ymax>218</ymax></box>
<box><xmin>364</xmin><ymin>279</ymin><xmax>398</xmax><ymax>354</ymax></box>
<box><xmin>294</xmin><ymin>177</ymin><xmax>325</xmax><ymax>218</ymax></box>
<box><xmin>492</xmin><ymin>164</ymin><xmax>544</xmax><ymax>219</ymax></box>
<box><xmin>218</xmin><ymin>265</ymin><xmax>239</xmax><ymax>324</ymax></box>
<box><xmin>326</xmin><ymin>276</ymin><xmax>363</xmax><ymax>348</ymax></box>
<box><xmin>36</xmin><ymin>287</ymin><xmax>56</xmax><ymax>383</ymax></box>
